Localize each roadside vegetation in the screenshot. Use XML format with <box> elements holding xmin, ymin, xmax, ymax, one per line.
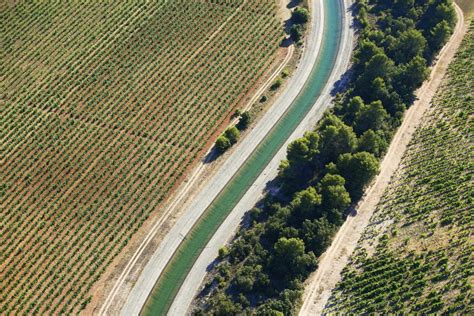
<box><xmin>0</xmin><ymin>0</ymin><xmax>282</xmax><ymax>313</ymax></box>
<box><xmin>290</xmin><ymin>5</ymin><xmax>310</xmax><ymax>43</ymax></box>
<box><xmin>194</xmin><ymin>0</ymin><xmax>457</xmax><ymax>314</ymax></box>
<box><xmin>325</xmin><ymin>21</ymin><xmax>473</xmax><ymax>314</ymax></box>
<box><xmin>214</xmin><ymin>1</ymin><xmax>310</xmax><ymax>156</ymax></box>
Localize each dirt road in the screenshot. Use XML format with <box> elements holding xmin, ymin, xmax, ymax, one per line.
<box><xmin>298</xmin><ymin>4</ymin><xmax>466</xmax><ymax>315</ymax></box>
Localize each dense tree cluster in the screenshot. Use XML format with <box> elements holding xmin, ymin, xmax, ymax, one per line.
<box><xmin>198</xmin><ymin>0</ymin><xmax>455</xmax><ymax>314</ymax></box>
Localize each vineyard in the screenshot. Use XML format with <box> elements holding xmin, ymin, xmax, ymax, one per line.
<box><xmin>325</xmin><ymin>21</ymin><xmax>473</xmax><ymax>314</ymax></box>
<box><xmin>0</xmin><ymin>0</ymin><xmax>282</xmax><ymax>313</ymax></box>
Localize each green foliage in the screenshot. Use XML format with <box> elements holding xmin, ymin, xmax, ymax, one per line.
<box><xmin>292</xmin><ymin>7</ymin><xmax>310</xmax><ymax>24</ymax></box>
<box><xmin>429</xmin><ymin>20</ymin><xmax>453</xmax><ymax>53</ymax></box>
<box><xmin>291</xmin><ymin>186</ymin><xmax>322</xmax><ymax>218</ymax></box>
<box><xmin>271</xmin><ymin>237</ymin><xmax>317</xmax><ymax>279</ymax></box>
<box><xmin>215</xmin><ymin>125</ymin><xmax>241</xmax><ymax>154</ymax></box>
<box><xmin>358</xmin><ymin>129</ymin><xmax>387</xmax><ymax>157</ymax></box>
<box><xmin>354</xmin><ymin>100</ymin><xmax>389</xmax><ymax>134</ymax></box>
<box><xmin>287</xmin><ymin>131</ymin><xmax>320</xmax><ymax>164</ymax></box>
<box><xmin>389</xmin><ymin>29</ymin><xmax>427</xmax><ymax>64</ymax></box>
<box><xmin>319</xmin><ymin>174</ymin><xmax>351</xmax><ymax>218</ymax></box>
<box><xmin>319</xmin><ymin>115</ymin><xmax>358</xmax><ymax>164</ymax></box>
<box><xmin>215</xmin><ymin>135</ymin><xmax>231</xmax><ymax>153</ymax></box>
<box><xmin>271</xmin><ymin>77</ymin><xmax>284</xmax><ymax>90</ymax></box>
<box><xmin>302</xmin><ymin>217</ymin><xmax>337</xmax><ymax>255</ymax></box>
<box><xmin>218</xmin><ymin>246</ymin><xmax>229</xmax><ymax>259</ymax></box>
<box><xmin>290</xmin><ymin>24</ymin><xmax>304</xmax><ymax>42</ymax></box>
<box><xmin>211</xmin><ymin>293</ymin><xmax>242</xmax><ymax>315</ymax></box>
<box><xmin>225</xmin><ymin>126</ymin><xmax>240</xmax><ymax>144</ymax></box>
<box><xmin>236</xmin><ymin>111</ymin><xmax>251</xmax><ymax>130</ymax></box>
<box><xmin>336</xmin><ymin>151</ymin><xmax>379</xmax><ymax>198</ymax></box>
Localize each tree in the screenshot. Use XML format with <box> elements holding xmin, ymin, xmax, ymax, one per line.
<box><xmin>211</xmin><ymin>293</ymin><xmax>242</xmax><ymax>316</ymax></box>
<box><xmin>237</xmin><ymin>111</ymin><xmax>251</xmax><ymax>130</ymax></box>
<box><xmin>394</xmin><ymin>55</ymin><xmax>429</xmax><ymax>100</ymax></box>
<box><xmin>274</xmin><ymin>237</ymin><xmax>305</xmax><ymax>263</ymax></box>
<box><xmin>355</xmin><ymin>53</ymin><xmax>395</xmax><ymax>99</ymax></box>
<box><xmin>287</xmin><ymin>137</ymin><xmax>311</xmax><ymax>164</ymax></box>
<box><xmin>272</xmin><ymin>237</ymin><xmax>317</xmax><ymax>279</ymax></box>
<box><xmin>215</xmin><ymin>135</ymin><xmax>231</xmax><ymax>153</ymax></box>
<box><xmin>255</xmin><ymin>303</ymin><xmax>285</xmax><ymax>316</ymax></box>
<box><xmin>390</xmin><ymin>29</ymin><xmax>427</xmax><ymax>64</ymax></box>
<box><xmin>292</xmin><ymin>7</ymin><xmax>310</xmax><ymax>24</ymax></box>
<box><xmin>290</xmin><ymin>24</ymin><xmax>304</xmax><ymax>42</ymax></box>
<box><xmin>358</xmin><ymin>129</ymin><xmax>388</xmax><ymax>157</ymax></box>
<box><xmin>428</xmin><ymin>20</ymin><xmax>452</xmax><ymax>57</ymax></box>
<box><xmin>353</xmin><ymin>40</ymin><xmax>384</xmax><ymax>74</ymax></box>
<box><xmin>354</xmin><ymin>100</ymin><xmax>389</xmax><ymax>135</ymax></box>
<box><xmin>364</xmin><ymin>53</ymin><xmax>395</xmax><ymax>81</ymax></box>
<box><xmin>279</xmin><ymin>131</ymin><xmax>320</xmax><ymax>189</ymax></box>
<box><xmin>319</xmin><ymin>173</ymin><xmax>351</xmax><ymax>213</ymax></box>
<box><xmin>287</xmin><ymin>131</ymin><xmax>320</xmax><ymax>164</ymax></box>
<box><xmin>234</xmin><ymin>266</ymin><xmax>256</xmax><ymax>293</ymax></box>
<box><xmin>291</xmin><ymin>186</ymin><xmax>322</xmax><ymax>219</ymax></box>
<box><xmin>271</xmin><ymin>77</ymin><xmax>283</xmax><ymax>90</ymax></box>
<box><xmin>218</xmin><ymin>246</ymin><xmax>229</xmax><ymax>259</ymax></box>
<box><xmin>225</xmin><ymin>126</ymin><xmax>240</xmax><ymax>144</ymax></box>
<box><xmin>344</xmin><ymin>96</ymin><xmax>365</xmax><ymax>124</ymax></box>
<box><xmin>392</xmin><ymin>0</ymin><xmax>415</xmax><ymax>17</ymax></box>
<box><xmin>433</xmin><ymin>2</ymin><xmax>456</xmax><ymax>28</ymax></box>
<box><xmin>420</xmin><ymin>0</ymin><xmax>456</xmax><ymax>41</ymax></box>
<box><xmin>319</xmin><ymin>115</ymin><xmax>357</xmax><ymax>164</ymax></box>
<box><xmin>370</xmin><ymin>77</ymin><xmax>404</xmax><ymax>115</ymax></box>
<box><xmin>302</xmin><ymin>217</ymin><xmax>337</xmax><ymax>255</ymax></box>
<box><xmin>337</xmin><ymin>152</ymin><xmax>379</xmax><ymax>198</ymax></box>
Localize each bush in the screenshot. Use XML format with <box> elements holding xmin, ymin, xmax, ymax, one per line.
<box><xmin>215</xmin><ymin>135</ymin><xmax>231</xmax><ymax>153</ymax></box>
<box><xmin>218</xmin><ymin>246</ymin><xmax>229</xmax><ymax>259</ymax></box>
<box><xmin>292</xmin><ymin>7</ymin><xmax>310</xmax><ymax>24</ymax></box>
<box><xmin>224</xmin><ymin>126</ymin><xmax>240</xmax><ymax>144</ymax></box>
<box><xmin>271</xmin><ymin>77</ymin><xmax>283</xmax><ymax>91</ymax></box>
<box><xmin>237</xmin><ymin>111</ymin><xmax>251</xmax><ymax>130</ymax></box>
<box><xmin>290</xmin><ymin>24</ymin><xmax>304</xmax><ymax>42</ymax></box>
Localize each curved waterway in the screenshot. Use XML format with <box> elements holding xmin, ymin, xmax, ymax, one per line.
<box><xmin>142</xmin><ymin>0</ymin><xmax>343</xmax><ymax>314</ymax></box>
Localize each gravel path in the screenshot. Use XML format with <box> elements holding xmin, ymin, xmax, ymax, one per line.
<box><xmin>298</xmin><ymin>4</ymin><xmax>466</xmax><ymax>315</ymax></box>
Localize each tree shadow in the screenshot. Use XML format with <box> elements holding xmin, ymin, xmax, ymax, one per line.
<box><xmin>281</xmin><ymin>36</ymin><xmax>293</xmax><ymax>48</ymax></box>
<box><xmin>205</xmin><ymin>257</ymin><xmax>220</xmax><ymax>272</ymax></box>
<box><xmin>329</xmin><ymin>3</ymin><xmax>358</xmax><ymax>97</ymax></box>
<box><xmin>284</xmin><ymin>16</ymin><xmax>295</xmax><ymax>34</ymax></box>
<box><xmin>347</xmin><ymin>205</ymin><xmax>358</xmax><ymax>217</ymax></box>
<box><xmin>287</xmin><ymin>0</ymin><xmax>300</xmax><ymax>9</ymax></box>
<box><xmin>203</xmin><ymin>147</ymin><xmax>219</xmax><ymax>164</ymax></box>
<box><xmin>330</xmin><ymin>66</ymin><xmax>354</xmax><ymax>97</ymax></box>
<box><xmin>264</xmin><ymin>177</ymin><xmax>281</xmax><ymax>197</ymax></box>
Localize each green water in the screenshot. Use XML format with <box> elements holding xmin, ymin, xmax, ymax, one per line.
<box><xmin>142</xmin><ymin>0</ymin><xmax>343</xmax><ymax>314</ymax></box>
